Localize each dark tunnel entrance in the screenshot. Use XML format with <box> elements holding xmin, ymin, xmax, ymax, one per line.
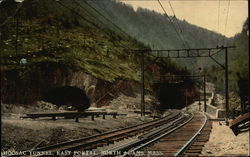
<box><xmin>154</xmin><ymin>81</ymin><xmax>197</xmax><ymax>111</ymax></box>
<box><xmin>43</xmin><ymin>86</ymin><xmax>90</xmax><ymax>111</ymax></box>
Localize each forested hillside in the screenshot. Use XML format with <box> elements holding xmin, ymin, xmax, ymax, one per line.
<box><xmin>230</xmin><ymin>19</ymin><xmax>249</xmax><ymax>79</ymax></box>
<box><xmin>92</xmin><ymin>0</ymin><xmax>227</xmax><ymax>49</ymax></box>
<box><xmin>89</xmin><ymin>0</ymin><xmax>248</xmax><ymax>94</ymax></box>
<box><xmin>1</xmin><ymin>0</ymin><xmax>247</xmax><ymax>101</ymax></box>
<box><xmin>1</xmin><ymin>0</ymin><xmax>231</xmax><ymax>83</ymax></box>
<box><xmin>206</xmin><ymin>18</ymin><xmax>249</xmax><ymax>93</ymax></box>
<box><xmin>0</xmin><ymin>0</ymin><xmax>146</xmax><ymax>82</ymax></box>
<box><xmin>1</xmin><ymin>0</ymin><xmax>190</xmax><ymax>104</ymax></box>
<box><xmin>79</xmin><ymin>0</ymin><xmax>232</xmax><ymax>69</ymax></box>
<box><xmin>1</xmin><ymin>0</ymin><xmax>233</xmax><ymax>74</ymax></box>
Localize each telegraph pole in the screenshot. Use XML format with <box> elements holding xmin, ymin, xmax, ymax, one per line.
<box><xmin>225</xmin><ymin>47</ymin><xmax>229</xmax><ymax>120</ymax></box>
<box><xmin>141</xmin><ymin>51</ymin><xmax>145</xmax><ymax>116</ymax></box>
<box><xmin>139</xmin><ymin>46</ymin><xmax>235</xmax><ymax>120</ymax></box>
<box><xmin>203</xmin><ymin>75</ymin><xmax>207</xmax><ymax>112</ymax></box>
<box><xmin>14</xmin><ymin>0</ymin><xmax>24</xmax><ymax>57</ymax></box>
<box><xmin>15</xmin><ymin>8</ymin><xmax>19</xmax><ymax>57</ymax></box>
<box><xmin>185</xmin><ymin>88</ymin><xmax>188</xmax><ymax>110</ymax></box>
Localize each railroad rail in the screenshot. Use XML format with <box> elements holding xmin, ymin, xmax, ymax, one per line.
<box><xmin>97</xmin><ymin>112</ymin><xmax>211</xmax><ymax>157</ymax></box>
<box><xmin>17</xmin><ymin>111</ymin><xmax>186</xmax><ymax>156</ymax></box>
<box><xmin>12</xmin><ymin>111</ymin><xmax>212</xmax><ymax>157</ymax></box>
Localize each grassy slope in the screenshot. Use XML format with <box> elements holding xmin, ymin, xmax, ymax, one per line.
<box><xmin>0</xmin><ymin>0</ymin><xmax>153</xmax><ymax>82</ymax></box>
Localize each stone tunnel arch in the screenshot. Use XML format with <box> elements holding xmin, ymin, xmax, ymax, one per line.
<box><xmin>154</xmin><ymin>80</ymin><xmax>198</xmax><ymax>111</ymax></box>
<box><xmin>43</xmin><ymin>86</ymin><xmax>90</xmax><ymax>111</ymax></box>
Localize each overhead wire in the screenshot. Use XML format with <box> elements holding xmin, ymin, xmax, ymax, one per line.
<box><xmin>77</xmin><ymin>0</ymin><xmax>168</xmax><ymax>82</ymax></box>
<box><xmin>57</xmin><ymin>0</ymin><xmax>148</xmax><ymax>70</ymax></box>
<box><xmin>80</xmin><ymin>0</ymin><xmax>132</xmax><ymax>40</ymax></box>
<box><xmin>76</xmin><ymin>0</ymin><xmax>138</xmax><ymax>52</ymax></box>
<box><xmin>56</xmin><ymin>0</ymin><xmax>131</xmax><ymax>49</ymax></box>
<box><xmin>167</xmin><ymin>0</ymin><xmax>190</xmax><ymax>49</ymax></box>
<box><xmin>3</xmin><ymin>0</ymin><xmax>231</xmax><ymax>58</ymax></box>
<box><xmin>59</xmin><ymin>0</ymin><xmax>144</xmax><ymax>102</ymax></box>
<box><xmin>165</xmin><ymin>0</ymin><xmax>196</xmax><ymax>70</ymax></box>
<box><xmin>167</xmin><ymin>0</ymin><xmax>195</xmax><ymax>68</ymax></box>
<box><xmin>216</xmin><ymin>0</ymin><xmax>220</xmax><ymax>46</ymax></box>
<box><xmin>71</xmin><ymin>0</ymin><xmax>110</xmax><ymax>31</ymax></box>
<box><xmin>167</xmin><ymin>0</ymin><xmax>182</xmax><ymax>34</ymax></box>
<box><xmin>49</xmin><ymin>0</ymin><xmax>236</xmax><ymax>74</ymax></box>
<box><xmin>157</xmin><ymin>0</ymin><xmax>187</xmax><ymax>49</ymax></box>
<box><xmin>55</xmin><ymin>0</ymin><xmax>103</xmax><ymax>30</ymax></box>
<box><xmin>75</xmin><ymin>0</ymin><xmax>154</xmax><ymax>54</ymax></box>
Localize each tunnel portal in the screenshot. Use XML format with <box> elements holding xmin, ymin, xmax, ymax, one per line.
<box><xmin>44</xmin><ymin>86</ymin><xmax>90</xmax><ymax>111</ymax></box>
<box><xmin>154</xmin><ymin>81</ymin><xmax>197</xmax><ymax>111</ymax></box>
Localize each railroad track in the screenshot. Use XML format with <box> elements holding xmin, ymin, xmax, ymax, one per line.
<box><xmin>13</xmin><ymin>111</ymin><xmax>211</xmax><ymax>157</ymax></box>
<box><xmin>18</xmin><ymin>110</ymin><xmax>186</xmax><ymax>156</ymax></box>
<box><xmin>143</xmin><ymin>112</ymin><xmax>210</xmax><ymax>157</ymax></box>
<box><xmin>102</xmin><ymin>112</ymin><xmax>211</xmax><ymax>157</ymax></box>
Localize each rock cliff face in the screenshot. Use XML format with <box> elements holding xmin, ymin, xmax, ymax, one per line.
<box><xmin>0</xmin><ymin>63</ymin><xmax>141</xmax><ymax>108</ymax></box>
<box><xmin>0</xmin><ymin>65</ymin><xmax>83</xmax><ymax>106</ymax></box>
<box><xmin>1</xmin><ymin>61</ymin><xmax>198</xmax><ymax>110</ymax></box>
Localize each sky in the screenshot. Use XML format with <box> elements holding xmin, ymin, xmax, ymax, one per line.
<box><xmin>119</xmin><ymin>0</ymin><xmax>248</xmax><ymax>37</ymax></box>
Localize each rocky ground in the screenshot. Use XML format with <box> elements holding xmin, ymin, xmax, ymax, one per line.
<box><xmin>1</xmin><ymin>95</ymin><xmax>156</xmax><ymax>152</ymax></box>
<box><xmin>201</xmin><ymin>121</ymin><xmax>249</xmax><ymax>156</ymax></box>
<box><xmin>2</xmin><ymin>94</ymin><xmax>249</xmax><ymax>156</ymax></box>
<box><xmin>188</xmin><ymin>100</ymin><xmax>249</xmax><ymax>156</ymax></box>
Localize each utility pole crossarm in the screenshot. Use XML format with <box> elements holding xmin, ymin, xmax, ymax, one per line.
<box><xmin>139</xmin><ymin>46</ymin><xmax>235</xmax><ymax>122</ymax></box>
<box><xmin>146</xmin><ymin>46</ymin><xmax>235</xmax><ymax>59</ymax></box>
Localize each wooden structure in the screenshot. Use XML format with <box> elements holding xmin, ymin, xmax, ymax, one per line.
<box><xmin>21</xmin><ymin>111</ymin><xmax>126</xmax><ymax>122</ymax></box>
<box><xmin>229</xmin><ymin>112</ymin><xmax>249</xmax><ymax>136</ymax></box>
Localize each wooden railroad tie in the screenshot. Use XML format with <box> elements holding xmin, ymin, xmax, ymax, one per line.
<box><xmin>184</xmin><ymin>121</ymin><xmax>212</xmax><ymax>156</ymax></box>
